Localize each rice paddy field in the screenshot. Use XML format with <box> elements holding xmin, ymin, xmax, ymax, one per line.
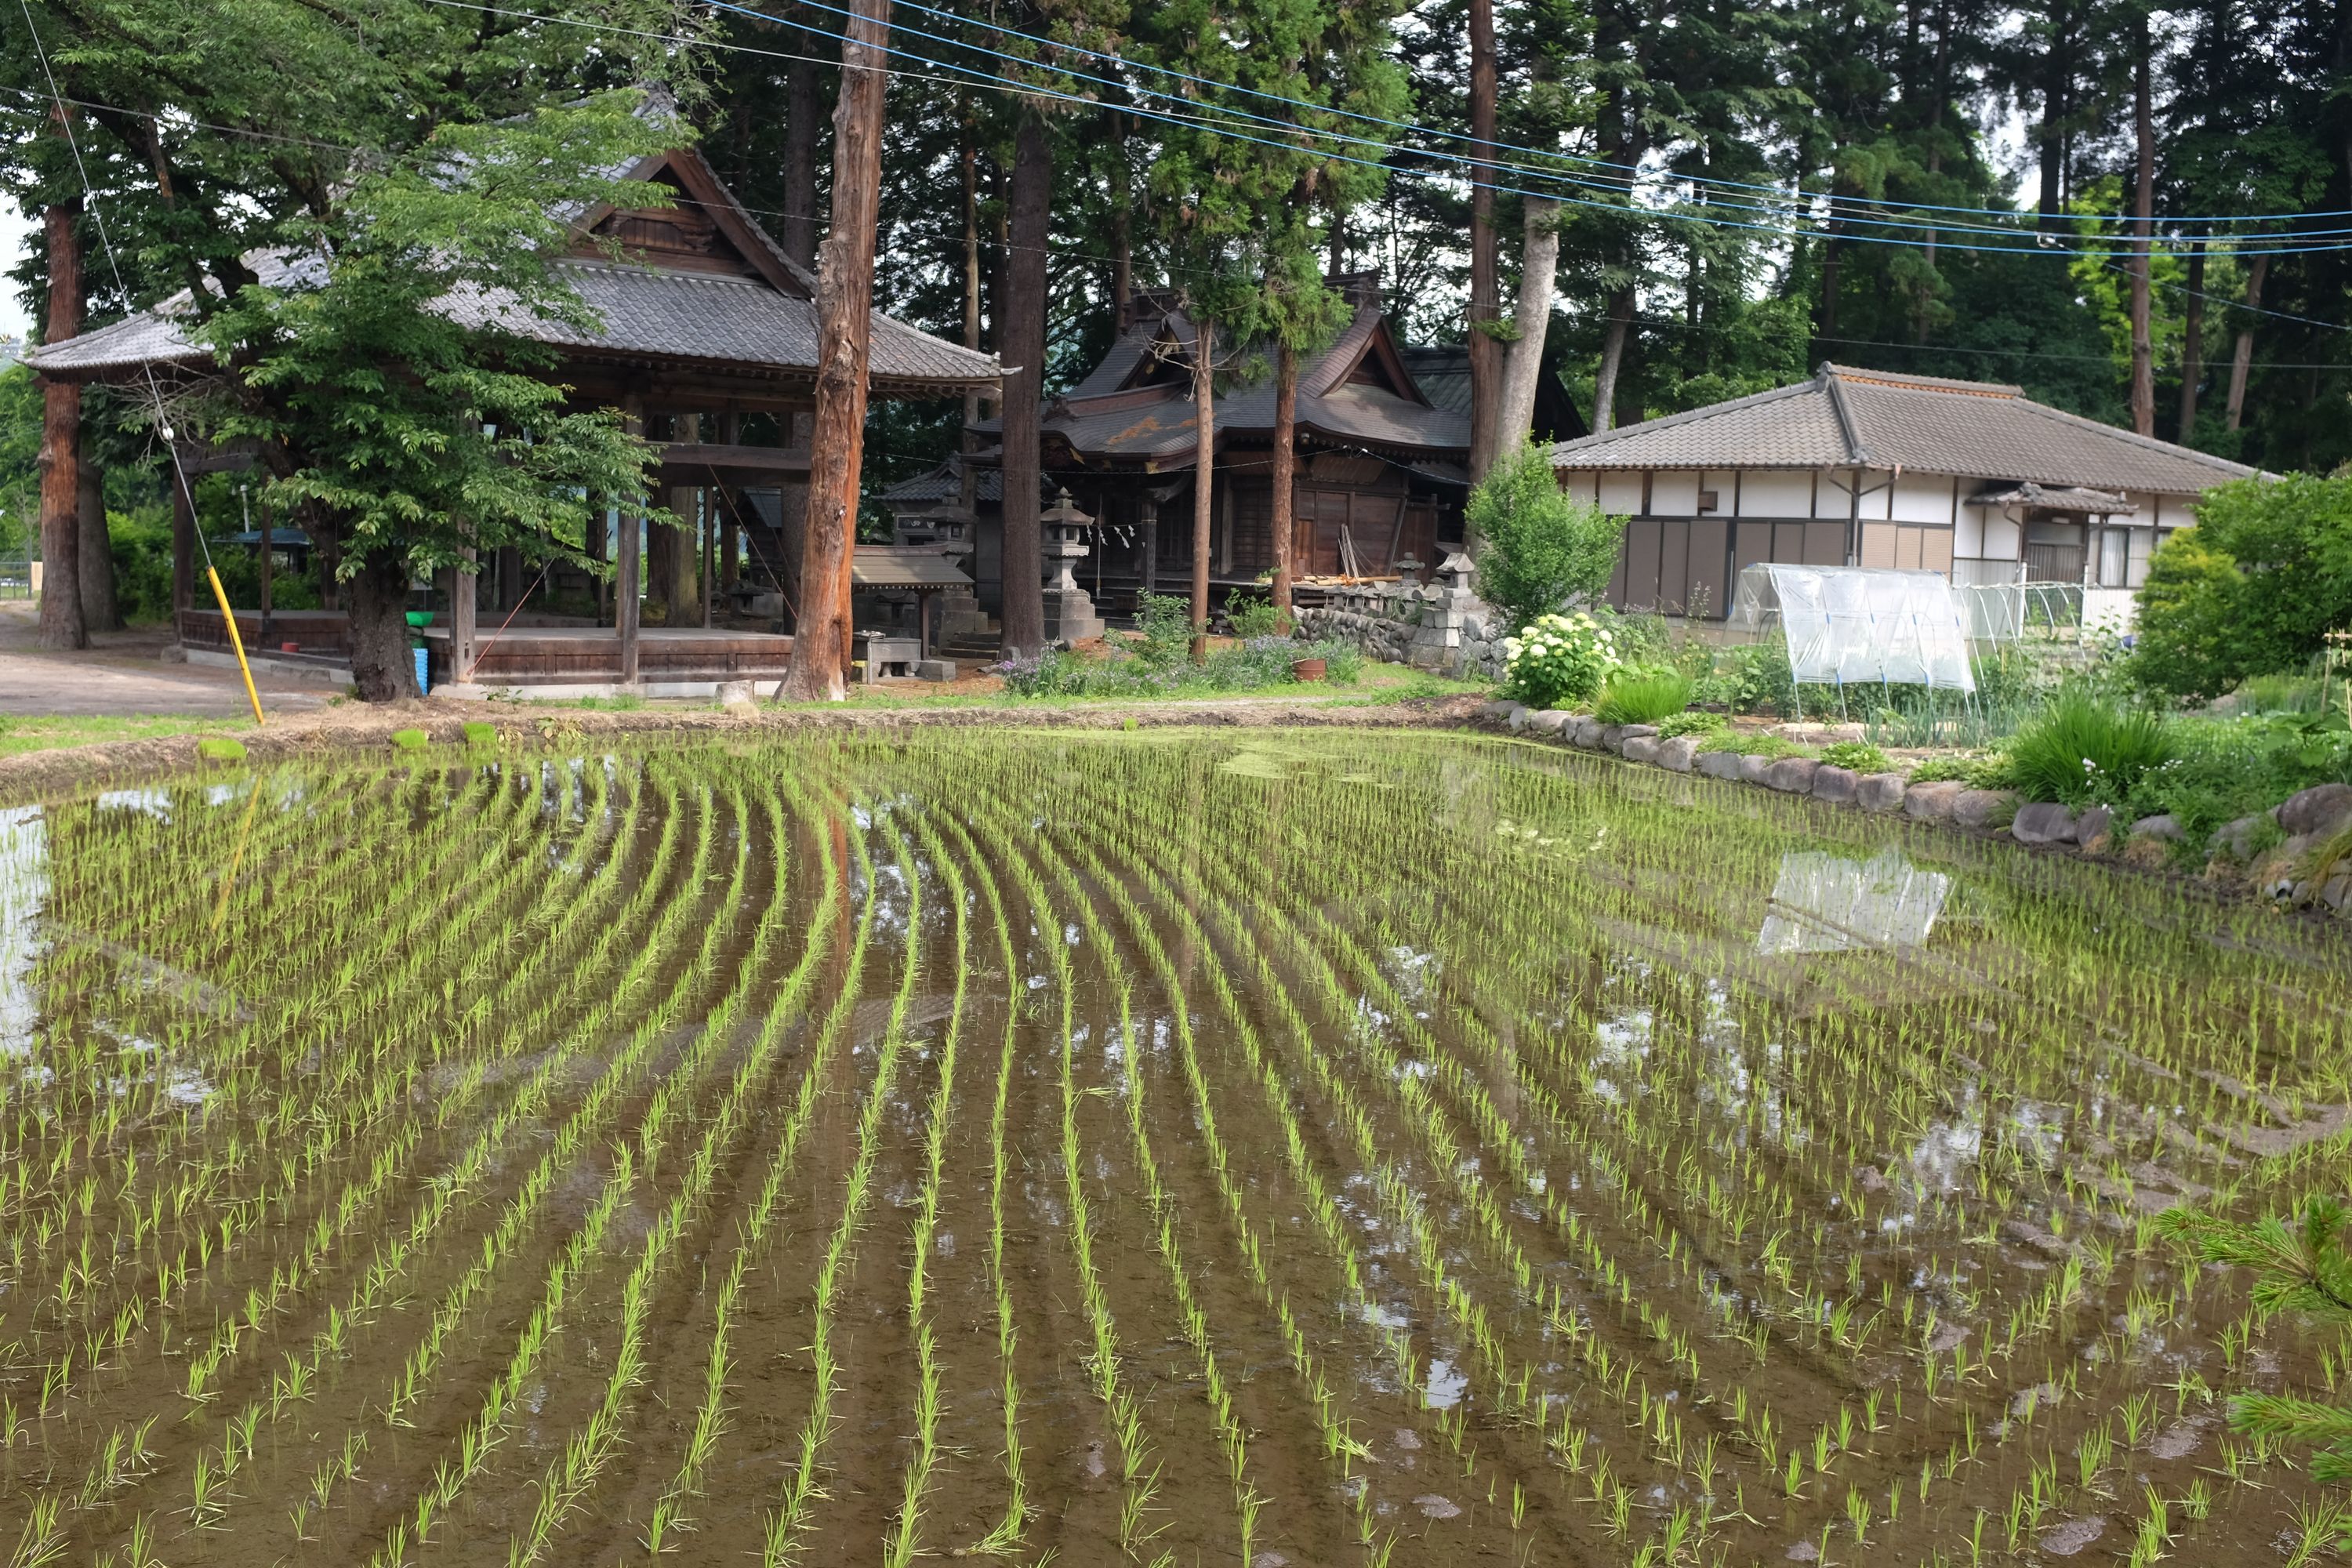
<box><xmin>2</xmin><ymin>728</ymin><xmax>2350</xmax><ymax>1568</ymax></box>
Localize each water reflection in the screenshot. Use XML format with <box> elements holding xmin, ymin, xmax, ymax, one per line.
<box><xmin>1756</xmin><ymin>848</ymin><xmax>1950</xmax><ymax>956</ymax></box>
<box><xmin>0</xmin><ymin>805</ymin><xmax>46</xmax><ymax>1058</ymax></box>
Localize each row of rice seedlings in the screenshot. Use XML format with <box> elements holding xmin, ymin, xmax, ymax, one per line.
<box><xmin>641</xmin><ymin>797</ymin><xmax>859</xmax><ymax>1554</ymax></box>
<box><xmin>761</xmin><ymin>808</ymin><xmax>925</xmax><ymax>1566</ymax></box>
<box><xmin>343</xmin><ymin>773</ymin><xmax>796</xmax><ymax>1563</ymax></box>
<box><xmin>923</xmin><ymin>808</ymin><xmax>1031</xmax><ymax>1557</ymax></box>
<box><xmin>183</xmin><ymin>762</ymin><xmax>721</xmax><ymax>1545</ymax></box>
<box><xmin>983</xmin><ymin>795</ymin><xmax>1415</xmax><ymax>1559</ymax></box>
<box><xmin>7</xmin><ymin>766</ymin><xmax>563</xmax><ymax>1472</ymax></box>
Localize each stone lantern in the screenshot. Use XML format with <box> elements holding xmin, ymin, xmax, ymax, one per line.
<box><xmin>909</xmin><ymin>499</ymin><xmax>988</xmax><ymax>644</ymax></box>
<box><xmin>1040</xmin><ymin>488</ymin><xmax>1105</xmax><ymax>644</ymax></box>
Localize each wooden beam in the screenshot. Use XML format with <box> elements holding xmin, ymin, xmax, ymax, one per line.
<box><xmin>619</xmin><ymin>398</ymin><xmax>644</xmax><ymax>684</ymax></box>
<box><xmin>657</xmin><ymin>442</ymin><xmax>813</xmax><ymax>475</ymax></box>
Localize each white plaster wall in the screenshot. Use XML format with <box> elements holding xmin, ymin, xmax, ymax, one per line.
<box><xmin>1980</xmin><ymin>512</ymin><xmax>2021</xmax><ymax>560</ymax></box>
<box><xmin>1892</xmin><ymin>474</ymin><xmax>1956</xmax><ymax>524</ymax></box>
<box><xmin>1955</xmin><ymin>508</ymin><xmax>1984</xmax><ymax>558</ymax></box>
<box><xmin>1650</xmin><ymin>471</ymin><xmax>1700</xmax><ymax>516</ymax></box>
<box><xmin>1701</xmin><ymin>470</ymin><xmax>1737</xmax><ymax>513</ymax></box>
<box><xmin>1597</xmin><ymin>473</ymin><xmax>1646</xmax><ymax>516</ymax></box>
<box><xmin>1739</xmin><ymin>470</ymin><xmax>1812</xmax><ymax>517</ymax></box>
<box><xmin>1558</xmin><ymin>470</ymin><xmax>1600</xmax><ymax>504</ymax></box>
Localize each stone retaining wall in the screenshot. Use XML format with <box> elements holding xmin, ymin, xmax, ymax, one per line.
<box><xmin>1295</xmin><ymin>579</ymin><xmax>1510</xmax><ymax>683</ymax></box>
<box><xmin>1479</xmin><ymin>700</ymin><xmax>2352</xmax><ymax>918</ymax></box>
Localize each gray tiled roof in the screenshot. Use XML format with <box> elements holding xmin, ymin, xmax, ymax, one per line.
<box><xmin>880</xmin><ymin>456</ymin><xmax>1011</xmax><ymax>506</ymax></box>
<box><xmin>32</xmin><ymin>256</ymin><xmax>997</xmax><ymax>394</ymax></box>
<box><xmin>1551</xmin><ymin>364</ymin><xmax>2256</xmax><ymax>495</ymax></box>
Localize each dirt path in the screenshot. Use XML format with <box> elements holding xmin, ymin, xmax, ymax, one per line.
<box><xmin>0</xmin><ymin>604</ymin><xmax>334</xmax><ymax>718</ymax></box>
<box><xmin>0</xmin><ymin>691</ymin><xmax>1487</xmax><ymax>801</ymax></box>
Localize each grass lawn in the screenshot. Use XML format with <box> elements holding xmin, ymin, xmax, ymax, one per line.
<box><xmin>0</xmin><ymin>713</ymin><xmax>258</xmax><ymax>758</ymax></box>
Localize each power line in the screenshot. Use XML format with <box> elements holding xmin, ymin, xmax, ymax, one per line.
<box><xmin>758</xmin><ymin>0</ymin><xmax>2352</xmax><ymax>231</ymax></box>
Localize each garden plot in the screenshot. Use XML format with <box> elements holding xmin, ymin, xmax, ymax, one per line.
<box><xmin>1</xmin><ymin>730</ymin><xmax>2348</xmax><ymax>1568</ymax></box>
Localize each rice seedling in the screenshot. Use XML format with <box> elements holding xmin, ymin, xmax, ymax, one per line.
<box><xmin>0</xmin><ymin>730</ymin><xmax>2343</xmax><ymax>1564</ymax></box>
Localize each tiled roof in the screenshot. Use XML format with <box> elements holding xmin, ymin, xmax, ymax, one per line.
<box><xmin>33</xmin><ymin>255</ymin><xmax>996</xmax><ymax>395</ymax></box>
<box><xmin>880</xmin><ymin>457</ymin><xmax>1012</xmax><ymax>506</ymax></box>
<box><xmin>1550</xmin><ymin>364</ymin><xmax>2256</xmax><ymax>495</ymax></box>
<box><xmin>1400</xmin><ymin>347</ymin><xmax>1472</xmax><ymax>417</ymax></box>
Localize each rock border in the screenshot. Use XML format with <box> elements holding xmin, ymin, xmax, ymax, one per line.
<box><xmin>1479</xmin><ymin>700</ymin><xmax>2352</xmax><ymax>920</ymax></box>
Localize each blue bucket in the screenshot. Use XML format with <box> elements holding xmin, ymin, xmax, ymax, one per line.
<box><xmin>414</xmin><ymin>646</ymin><xmax>430</xmax><ymax>695</ymax></box>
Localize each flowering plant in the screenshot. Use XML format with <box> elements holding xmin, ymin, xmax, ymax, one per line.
<box><xmin>1501</xmin><ymin>612</ymin><xmax>1619</xmax><ymax>709</ymax></box>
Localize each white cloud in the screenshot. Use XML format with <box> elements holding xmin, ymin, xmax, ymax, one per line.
<box><xmin>0</xmin><ymin>195</ymin><xmax>34</xmax><ymax>343</ymax></box>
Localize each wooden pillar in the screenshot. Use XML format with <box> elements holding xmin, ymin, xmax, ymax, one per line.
<box><xmin>666</xmin><ymin>413</ymin><xmax>701</xmax><ymax>626</ymax></box>
<box><xmin>619</xmin><ymin>400</ymin><xmax>644</xmax><ymax>684</ymax></box>
<box><xmin>449</xmin><ymin>548</ymin><xmax>477</xmax><ymax>682</ymax></box>
<box><xmin>589</xmin><ymin>503</ymin><xmax>608</xmax><ymax>622</ymax></box>
<box><xmin>1138</xmin><ymin>495</ymin><xmax>1158</xmax><ymax>598</ymax></box>
<box><xmin>169</xmin><ymin>463</ymin><xmax>195</xmax><ymax>637</ymax></box>
<box><xmin>702</xmin><ymin>486</ymin><xmax>714</xmax><ymax>630</ymax></box>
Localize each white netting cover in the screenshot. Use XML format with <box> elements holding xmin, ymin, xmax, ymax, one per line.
<box><xmin>1728</xmin><ymin>564</ymin><xmax>1976</xmax><ymax>692</ymax></box>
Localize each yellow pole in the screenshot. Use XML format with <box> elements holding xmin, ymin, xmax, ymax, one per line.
<box><xmin>206</xmin><ymin>565</ymin><xmax>267</xmax><ymax>726</ymax></box>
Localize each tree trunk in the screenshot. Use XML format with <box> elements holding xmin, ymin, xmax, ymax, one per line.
<box><xmin>38</xmin><ymin>198</ymin><xmax>85</xmax><ymax>652</ymax></box>
<box><xmin>961</xmin><ymin>105</ymin><xmax>985</xmax><ymax>511</ymax></box>
<box><xmin>781</xmin><ymin>30</ymin><xmax>822</xmax><ymax>272</ymax></box>
<box><xmin>1592</xmin><ymin>286</ymin><xmax>1635</xmax><ymax>434</ymax></box>
<box><xmin>347</xmin><ymin>547</ymin><xmax>418</xmax><ymax>702</ymax></box>
<box><xmin>781</xmin><ymin>0</ymin><xmax>891</xmax><ymax>702</ymax></box>
<box><xmin>997</xmin><ymin>113</ymin><xmax>1051</xmax><ymax>656</ymax></box>
<box><xmin>1190</xmin><ymin>316</ymin><xmax>1216</xmax><ymax>661</ymax></box>
<box><xmin>2224</xmin><ymin>251</ymin><xmax>2267</xmax><ymax>432</ymax></box>
<box><xmin>78</xmin><ymin>456</ymin><xmax>118</xmax><ymax>631</ymax></box>
<box><xmin>2127</xmin><ymin>43</ymin><xmax>2156</xmax><ymax>437</ymax></box>
<box><xmin>2177</xmin><ymin>241</ymin><xmax>2205</xmax><ymax>441</ymax></box>
<box><xmin>1496</xmin><ymin>196</ymin><xmax>1560</xmax><ymax>461</ymax></box>
<box><xmin>1271</xmin><ymin>339</ymin><xmax>1298</xmax><ymax>615</ymax></box>
<box><xmin>1465</xmin><ymin>0</ymin><xmax>1501</xmax><ymax>481</ymax></box>
<box><xmin>2037</xmin><ymin>0</ymin><xmax>2070</xmax><ymax>230</ymax></box>
<box><xmin>1107</xmin><ymin>110</ymin><xmax>1133</xmax><ymax>325</ymax></box>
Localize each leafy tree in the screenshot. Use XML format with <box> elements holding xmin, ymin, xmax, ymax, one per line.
<box><xmin>2132</xmin><ymin>474</ymin><xmax>2352</xmax><ymax>700</ymax></box>
<box><xmin>2159</xmin><ymin>1198</ymin><xmax>2352</xmax><ymax>1482</ymax></box>
<box><xmin>1468</xmin><ymin>441</ymin><xmax>1619</xmax><ymax>629</ymax></box>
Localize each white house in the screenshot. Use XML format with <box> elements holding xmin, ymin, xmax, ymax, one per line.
<box><xmin>1549</xmin><ymin>363</ymin><xmax>2258</xmax><ymax>625</ymax></box>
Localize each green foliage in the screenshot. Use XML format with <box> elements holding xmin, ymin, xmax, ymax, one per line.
<box><xmin>2161</xmin><ymin>1199</ymin><xmax>2352</xmax><ymax>1482</ymax></box>
<box><xmin>2117</xmin><ymin>711</ymin><xmax>2352</xmax><ymax>845</ymax></box>
<box><xmin>1468</xmin><ymin>444</ymin><xmax>1622</xmax><ymax>631</ymax></box>
<box><xmin>1695</xmin><ymin>730</ymin><xmax>1810</xmax><ymax>759</ymax></box>
<box><xmin>1654</xmin><ymin>710</ymin><xmax>1727</xmax><ymax>739</ymax></box>
<box><xmin>195</xmin><ymin>737</ymin><xmax>249</xmax><ymax>762</ymax></box>
<box><xmin>1126</xmin><ymin>591</ymin><xmax>1196</xmax><ymax>670</ymax></box>
<box><xmin>2133</xmin><ymin>479</ymin><xmax>2352</xmax><ymax>702</ymax></box>
<box><xmin>1224</xmin><ymin>591</ymin><xmax>1289</xmax><ymax>641</ymax></box>
<box><xmin>0</xmin><ymin>365</ymin><xmax>38</xmax><ymax>556</ymax></box>
<box><xmin>1501</xmin><ymin>612</ymin><xmax>1619</xmax><ymax>710</ymax></box>
<box><xmin>1820</xmin><ymin>740</ymin><xmax>1894</xmax><ymax>774</ymax></box>
<box><xmin>1904</xmin><ymin>753</ymin><xmax>2013</xmax><ymax>788</ymax></box>
<box><xmin>462</xmin><ymin>721</ymin><xmax>497</xmax><ymax>748</ymax></box>
<box><xmin>2005</xmin><ymin>693</ymin><xmax>2176</xmax><ymax>808</ymax></box>
<box><xmin>2131</xmin><ymin>528</ymin><xmax>2254</xmax><ymax>701</ymax></box>
<box><xmin>1693</xmin><ymin>641</ymin><xmax>1798</xmax><ymax>717</ymax></box>
<box><xmin>390</xmin><ymin>728</ymin><xmax>430</xmax><ymax>751</ymax></box>
<box><xmin>1593</xmin><ymin>670</ymin><xmax>1694</xmax><ymax>725</ymax></box>
<box><xmin>999</xmin><ymin>635</ymin><xmax>1360</xmax><ymax>698</ymax></box>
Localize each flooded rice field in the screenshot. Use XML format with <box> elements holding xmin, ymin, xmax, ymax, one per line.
<box><xmin>2</xmin><ymin>728</ymin><xmax>2350</xmax><ymax>1567</ymax></box>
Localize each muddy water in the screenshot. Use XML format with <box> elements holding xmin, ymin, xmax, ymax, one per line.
<box><xmin>2</xmin><ymin>730</ymin><xmax>2349</xmax><ymax>1566</ymax></box>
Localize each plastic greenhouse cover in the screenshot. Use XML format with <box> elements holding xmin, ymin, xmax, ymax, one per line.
<box><xmin>1729</xmin><ymin>564</ymin><xmax>1976</xmax><ymax>692</ymax></box>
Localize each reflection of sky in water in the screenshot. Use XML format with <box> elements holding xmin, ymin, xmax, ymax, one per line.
<box><xmin>1757</xmin><ymin>848</ymin><xmax>1950</xmax><ymax>955</ymax></box>
<box><xmin>0</xmin><ymin>806</ymin><xmax>48</xmax><ymax>1059</ymax></box>
<box><xmin>95</xmin><ymin>787</ymin><xmax>172</xmax><ymax>820</ymax></box>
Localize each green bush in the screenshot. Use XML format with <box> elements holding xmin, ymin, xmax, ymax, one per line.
<box><xmin>1594</xmin><ymin>670</ymin><xmax>1695</xmax><ymax>725</ymax></box>
<box><xmin>1224</xmin><ymin>591</ymin><xmax>1288</xmax><ymax>640</ymax></box>
<box><xmin>2005</xmin><ymin>692</ymin><xmax>2175</xmax><ymax>807</ymax></box>
<box><xmin>196</xmin><ymin>736</ymin><xmax>248</xmax><ymax>762</ymax></box>
<box><xmin>1501</xmin><ymin>612</ymin><xmax>1618</xmax><ymax>709</ymax></box>
<box><xmin>1820</xmin><ymin>740</ymin><xmax>1894</xmax><ymax>774</ymax></box>
<box><xmin>1693</xmin><ymin>641</ymin><xmax>1798</xmax><ymax>717</ymax></box>
<box><xmin>1468</xmin><ymin>442</ymin><xmax>1622</xmax><ymax>631</ymax></box>
<box><xmin>390</xmin><ymin>728</ymin><xmax>430</xmax><ymax>750</ymax></box>
<box><xmin>1126</xmin><ymin>590</ymin><xmax>1194</xmax><ymax>669</ymax></box>
<box><xmin>1654</xmin><ymin>710</ymin><xmax>1727</xmax><ymax>739</ymax></box>
<box><xmin>1904</xmin><ymin>755</ymin><xmax>1975</xmax><ymax>784</ymax></box>
<box><xmin>2131</xmin><ymin>475</ymin><xmax>2352</xmax><ymax>701</ymax></box>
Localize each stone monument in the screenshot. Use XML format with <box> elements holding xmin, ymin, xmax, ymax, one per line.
<box><xmin>1040</xmin><ymin>488</ymin><xmax>1105</xmax><ymax>644</ymax></box>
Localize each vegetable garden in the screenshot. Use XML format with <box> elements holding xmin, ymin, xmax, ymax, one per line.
<box><xmin>1</xmin><ymin>728</ymin><xmax>2348</xmax><ymax>1566</ymax></box>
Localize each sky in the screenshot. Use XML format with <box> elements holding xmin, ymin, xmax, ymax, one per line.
<box><xmin>0</xmin><ymin>196</ymin><xmax>31</xmax><ymax>342</ymax></box>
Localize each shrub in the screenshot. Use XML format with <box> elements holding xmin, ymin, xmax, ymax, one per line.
<box><xmin>1127</xmin><ymin>590</ymin><xmax>1194</xmax><ymax>668</ymax></box>
<box><xmin>1655</xmin><ymin>710</ymin><xmax>1726</xmax><ymax>739</ymax></box>
<box><xmin>2004</xmin><ymin>692</ymin><xmax>2175</xmax><ymax>807</ymax></box>
<box><xmin>1468</xmin><ymin>442</ymin><xmax>1623</xmax><ymax>631</ymax></box>
<box><xmin>196</xmin><ymin>736</ymin><xmax>248</xmax><ymax>762</ymax></box>
<box><xmin>2132</xmin><ymin>475</ymin><xmax>2352</xmax><ymax>701</ymax></box>
<box><xmin>1904</xmin><ymin>755</ymin><xmax>1976</xmax><ymax>784</ymax></box>
<box><xmin>463</xmin><ymin>720</ymin><xmax>497</xmax><ymax>747</ymax></box>
<box><xmin>1594</xmin><ymin>670</ymin><xmax>1695</xmax><ymax>725</ymax></box>
<box><xmin>1820</xmin><ymin>740</ymin><xmax>1894</xmax><ymax>774</ymax></box>
<box><xmin>1501</xmin><ymin>612</ymin><xmax>1618</xmax><ymax>709</ymax></box>
<box><xmin>1694</xmin><ymin>640</ymin><xmax>1798</xmax><ymax>717</ymax></box>
<box><xmin>1224</xmin><ymin>591</ymin><xmax>1288</xmax><ymax>640</ymax></box>
<box><xmin>390</xmin><ymin>728</ymin><xmax>430</xmax><ymax>750</ymax></box>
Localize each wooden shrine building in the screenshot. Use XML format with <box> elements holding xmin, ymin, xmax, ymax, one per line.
<box><xmin>945</xmin><ymin>274</ymin><xmax>1483</xmax><ymax>619</ymax></box>
<box><xmin>27</xmin><ymin>103</ymin><xmax>999</xmax><ymax>688</ymax></box>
